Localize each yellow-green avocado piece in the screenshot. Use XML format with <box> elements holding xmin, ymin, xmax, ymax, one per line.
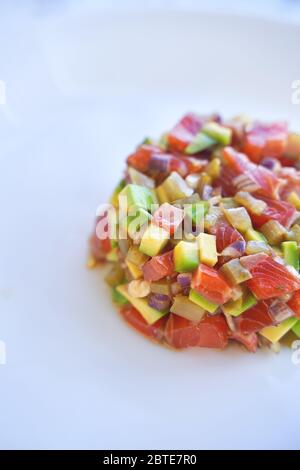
<box><xmin>260</xmin><ymin>317</ymin><xmax>298</xmax><ymax>344</ymax></box>
<box><xmin>139</xmin><ymin>223</ymin><xmax>169</xmax><ymax>257</ymax></box>
<box><xmin>119</xmin><ymin>184</ymin><xmax>155</xmax><ymax>212</ymax></box>
<box><xmin>197</xmin><ymin>233</ymin><xmax>218</xmax><ymax>267</ymax></box>
<box><xmin>116</xmin><ymin>285</ymin><xmax>168</xmax><ymax>324</ymax></box>
<box><xmin>189</xmin><ymin>289</ymin><xmax>219</xmax><ymax>314</ymax></box>
<box><xmin>174</xmin><ymin>241</ymin><xmax>199</xmax><ymax>273</ymax></box>
<box><xmin>282</xmin><ymin>241</ymin><xmax>299</xmax><ymax>271</ymax></box>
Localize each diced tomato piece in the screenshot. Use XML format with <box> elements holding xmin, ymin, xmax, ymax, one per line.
<box><xmin>192</xmin><ymin>264</ymin><xmax>232</xmax><ymax>304</ymax></box>
<box><xmin>153</xmin><ymin>203</ymin><xmax>184</xmax><ymax>235</ymax></box>
<box><xmin>240</xmin><ymin>254</ymin><xmax>300</xmax><ymax>300</ymax></box>
<box><xmin>230</xmin><ymin>331</ymin><xmax>258</xmax><ymax>353</ymax></box>
<box><xmin>168</xmin><ymin>113</ymin><xmax>204</xmax><ymax>152</ymax></box>
<box><xmin>165</xmin><ymin>313</ymin><xmax>229</xmax><ymax>349</ymax></box>
<box><xmin>234</xmin><ymin>301</ymin><xmax>274</xmax><ymax>335</ymax></box>
<box><xmin>249</xmin><ymin>196</ymin><xmax>296</xmax><ymax>228</ymax></box>
<box><xmin>120</xmin><ymin>305</ymin><xmax>167</xmax><ymax>341</ymax></box>
<box><xmin>243</xmin><ymin>122</ymin><xmax>288</xmax><ymax>163</ymax></box>
<box><xmin>287</xmin><ymin>290</ymin><xmax>300</xmax><ymax>319</ymax></box>
<box><xmin>142</xmin><ymin>250</ymin><xmax>175</xmax><ymax>282</ymax></box>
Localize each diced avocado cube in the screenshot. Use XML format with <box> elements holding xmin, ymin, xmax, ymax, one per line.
<box><xmin>127</xmin><ymin>208</ymin><xmax>152</xmax><ymax>239</ymax></box>
<box><xmin>184</xmin><ymin>202</ymin><xmax>208</xmax><ymax>225</ymax></box>
<box><xmin>150</xmin><ymin>280</ymin><xmax>171</xmax><ymax>296</ymax></box>
<box><xmin>224</xmin><ymin>207</ymin><xmax>252</xmax><ymax>233</ymax></box>
<box><xmin>288</xmin><ymin>224</ymin><xmax>300</xmax><ymax>243</ymax></box>
<box><xmin>119</xmin><ymin>184</ymin><xmax>155</xmax><ymax>212</ymax></box>
<box><xmin>282</xmin><ymin>241</ymin><xmax>299</xmax><ymax>271</ymax></box>
<box><xmin>116</xmin><ymin>285</ymin><xmax>168</xmax><ymax>324</ymax></box>
<box><xmin>112</xmin><ymin>287</ymin><xmax>129</xmax><ymax>306</ymax></box>
<box><xmin>185</xmin><ymin>132</ymin><xmax>217</xmax><ymax>155</ymax></box>
<box><xmin>110</xmin><ymin>179</ymin><xmax>126</xmax><ymax>207</ymax></box>
<box><xmin>260</xmin><ymin>317</ymin><xmax>298</xmax><ymax>344</ymax></box>
<box><xmin>128</xmin><ymin>167</ymin><xmax>155</xmax><ymax>189</ymax></box>
<box><xmin>202</xmin><ymin>122</ymin><xmax>232</xmax><ymax>145</ymax></box>
<box><xmin>156</xmin><ymin>172</ymin><xmax>193</xmax><ymax>204</ymax></box>
<box><xmin>156</xmin><ymin>185</ymin><xmax>169</xmax><ymax>204</ymax></box>
<box><xmin>206</xmin><ymin>158</ymin><xmax>221</xmax><ymax>179</ymax></box>
<box><xmin>272</xmin><ymin>246</ymin><xmax>283</xmax><ymax>257</ymax></box>
<box><xmin>105</xmin><ymin>265</ymin><xmax>125</xmax><ymax>287</ymax></box>
<box><xmin>220</xmin><ymin>197</ymin><xmax>238</xmax><ymax>210</ymax></box>
<box><xmin>174</xmin><ymin>241</ymin><xmax>199</xmax><ymax>273</ymax></box>
<box><xmin>287</xmin><ymin>191</ymin><xmax>300</xmax><ymax>210</ymax></box>
<box><xmin>106</xmin><ymin>248</ymin><xmax>119</xmax><ymax>262</ymax></box>
<box><xmin>286</xmin><ymin>132</ymin><xmax>300</xmax><ymax>158</ymax></box>
<box><xmin>292</xmin><ymin>320</ymin><xmax>300</xmax><ymax>338</ymax></box>
<box><xmin>245</xmin><ymin>228</ymin><xmax>267</xmax><ymax>243</ymax></box>
<box><xmin>171</xmin><ymin>295</ymin><xmax>205</xmax><ymax>322</ymax></box>
<box><xmin>260</xmin><ymin>220</ymin><xmax>287</xmax><ymax>246</ymax></box>
<box><xmin>125</xmin><ymin>260</ymin><xmax>143</xmax><ymax>280</ymax></box>
<box><xmin>197</xmin><ymin>233</ymin><xmax>218</xmax><ymax>267</ymax></box>
<box><xmin>189</xmin><ymin>289</ymin><xmax>219</xmax><ymax>314</ymax></box>
<box><xmin>139</xmin><ymin>223</ymin><xmax>169</xmax><ymax>257</ymax></box>
<box><xmin>126</xmin><ymin>245</ymin><xmax>149</xmax><ymax>267</ymax></box>
<box><xmin>245</xmin><ymin>240</ymin><xmax>271</xmax><ymax>256</ymax></box>
<box><xmin>222</xmin><ymin>293</ymin><xmax>257</xmax><ymax>317</ymax></box>
<box><xmin>220</xmin><ymin>259</ymin><xmax>252</xmax><ymax>285</ymax></box>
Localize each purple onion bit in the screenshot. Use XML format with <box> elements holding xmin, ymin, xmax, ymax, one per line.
<box><xmin>149</xmin><ymin>154</ymin><xmax>170</xmax><ymax>173</ymax></box>
<box><xmin>221</xmin><ymin>240</ymin><xmax>246</xmax><ymax>258</ymax></box>
<box><xmin>261</xmin><ymin>157</ymin><xmax>281</xmax><ymax>172</ymax></box>
<box><xmin>177</xmin><ymin>273</ymin><xmax>192</xmax><ymax>288</ymax></box>
<box><xmin>148</xmin><ymin>294</ymin><xmax>171</xmax><ymax>312</ymax></box>
<box><xmin>269</xmin><ymin>299</ymin><xmax>294</xmax><ymax>324</ymax></box>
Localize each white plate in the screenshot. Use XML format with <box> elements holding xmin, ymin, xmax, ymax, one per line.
<box><xmin>1</xmin><ymin>8</ymin><xmax>300</xmax><ymax>450</ymax></box>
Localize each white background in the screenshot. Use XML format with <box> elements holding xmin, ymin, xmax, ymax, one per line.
<box><xmin>0</xmin><ymin>1</ymin><xmax>300</xmax><ymax>450</ymax></box>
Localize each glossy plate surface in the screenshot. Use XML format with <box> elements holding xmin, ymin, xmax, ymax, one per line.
<box><xmin>0</xmin><ymin>9</ymin><xmax>300</xmax><ymax>449</ymax></box>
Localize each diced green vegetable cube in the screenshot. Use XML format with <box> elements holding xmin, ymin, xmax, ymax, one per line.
<box><xmin>282</xmin><ymin>241</ymin><xmax>299</xmax><ymax>271</ymax></box>
<box><xmin>139</xmin><ymin>223</ymin><xmax>170</xmax><ymax>257</ymax></box>
<box><xmin>112</xmin><ymin>287</ymin><xmax>129</xmax><ymax>305</ymax></box>
<box><xmin>202</xmin><ymin>122</ymin><xmax>232</xmax><ymax>145</ymax></box>
<box><xmin>260</xmin><ymin>317</ymin><xmax>298</xmax><ymax>344</ymax></box>
<box><xmin>197</xmin><ymin>233</ymin><xmax>218</xmax><ymax>267</ymax></box>
<box><xmin>119</xmin><ymin>184</ymin><xmax>155</xmax><ymax>212</ymax></box>
<box><xmin>185</xmin><ymin>132</ymin><xmax>216</xmax><ymax>154</ymax></box>
<box><xmin>222</xmin><ymin>293</ymin><xmax>257</xmax><ymax>317</ymax></box>
<box><xmin>174</xmin><ymin>241</ymin><xmax>199</xmax><ymax>273</ymax></box>
<box><xmin>189</xmin><ymin>289</ymin><xmax>219</xmax><ymax>314</ymax></box>
<box><xmin>171</xmin><ymin>295</ymin><xmax>205</xmax><ymax>322</ymax></box>
<box><xmin>156</xmin><ymin>172</ymin><xmax>193</xmax><ymax>204</ymax></box>
<box><xmin>292</xmin><ymin>320</ymin><xmax>300</xmax><ymax>338</ymax></box>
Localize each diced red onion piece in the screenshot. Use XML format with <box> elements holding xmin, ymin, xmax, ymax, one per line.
<box><xmin>223</xmin><ymin>311</ymin><xmax>236</xmax><ymax>332</ymax></box>
<box><xmin>202</xmin><ymin>185</ymin><xmax>213</xmax><ymax>200</ymax></box>
<box><xmin>177</xmin><ymin>273</ymin><xmax>192</xmax><ymax>288</ymax></box>
<box><xmin>261</xmin><ymin>157</ymin><xmax>281</xmax><ymax>172</ymax></box>
<box><xmin>269</xmin><ymin>300</ymin><xmax>294</xmax><ymax>324</ymax></box>
<box><xmin>149</xmin><ymin>154</ymin><xmax>170</xmax><ymax>172</ymax></box>
<box><xmin>233</xmin><ymin>172</ymin><xmax>260</xmax><ymax>193</ymax></box>
<box><xmin>148</xmin><ymin>294</ymin><xmax>171</xmax><ymax>311</ymax></box>
<box><xmin>221</xmin><ymin>240</ymin><xmax>246</xmax><ymax>258</ymax></box>
<box><xmin>171</xmin><ymin>282</ymin><xmax>183</xmax><ymax>296</ymax></box>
